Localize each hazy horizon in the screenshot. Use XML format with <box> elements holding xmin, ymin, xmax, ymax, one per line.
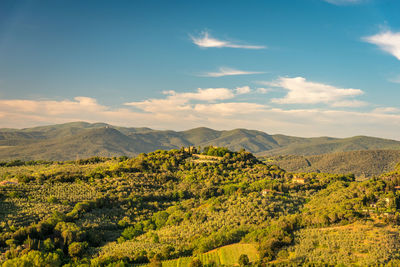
<box><xmin>2</xmin><ymin>120</ymin><xmax>400</xmax><ymax>141</ymax></box>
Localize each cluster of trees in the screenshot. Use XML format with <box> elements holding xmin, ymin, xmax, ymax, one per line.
<box><xmin>202</xmin><ymin>146</ymin><xmax>231</xmax><ymax>157</ymax></box>
<box><xmin>2</xmin><ymin>147</ymin><xmax>400</xmax><ymax>265</ymax></box>
<box><xmin>0</xmin><ymin>159</ymin><xmax>54</xmax><ymax>167</ymax></box>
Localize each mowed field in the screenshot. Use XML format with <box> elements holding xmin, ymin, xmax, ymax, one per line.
<box><xmin>160</xmin><ymin>243</ymin><xmax>259</xmax><ymax>267</ymax></box>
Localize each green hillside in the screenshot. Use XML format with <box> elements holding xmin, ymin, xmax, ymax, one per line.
<box><xmin>262</xmin><ymin>135</ymin><xmax>400</xmax><ymax>156</ymax></box>
<box><xmin>0</xmin><ymin>128</ymin><xmax>141</xmax><ymax>161</ymax></box>
<box><xmin>1</xmin><ymin>122</ymin><xmax>400</xmax><ymax>160</ymax></box>
<box><xmin>159</xmin><ymin>243</ymin><xmax>259</xmax><ymax>267</ymax></box>
<box><xmin>2</xmin><ymin>148</ymin><xmax>400</xmax><ymax>266</ymax></box>
<box><xmin>265</xmin><ymin>150</ymin><xmax>400</xmax><ymax>178</ymax></box>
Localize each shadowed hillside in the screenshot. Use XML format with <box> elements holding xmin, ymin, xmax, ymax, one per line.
<box><xmin>260</xmin><ymin>136</ymin><xmax>400</xmax><ymax>156</ymax></box>
<box><xmin>0</xmin><ymin>128</ymin><xmax>143</xmax><ymax>161</ymax></box>
<box><xmin>265</xmin><ymin>150</ymin><xmax>400</xmax><ymax>178</ymax></box>
<box><xmin>1</xmin><ymin>122</ymin><xmax>400</xmax><ymax>160</ymax></box>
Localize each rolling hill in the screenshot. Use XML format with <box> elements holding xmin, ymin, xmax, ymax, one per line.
<box><xmin>1</xmin><ymin>121</ymin><xmax>400</xmax><ymax>161</ymax></box>
<box><xmin>261</xmin><ymin>135</ymin><xmax>400</xmax><ymax>156</ymax></box>
<box><xmin>264</xmin><ymin>150</ymin><xmax>400</xmax><ymax>178</ymax></box>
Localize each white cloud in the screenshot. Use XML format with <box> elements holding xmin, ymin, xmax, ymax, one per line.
<box><xmin>0</xmin><ymin>97</ymin><xmax>152</xmax><ymax>128</ymax></box>
<box><xmin>256</xmin><ymin>88</ymin><xmax>271</xmax><ymax>94</ymax></box>
<box><xmin>124</xmin><ymin>87</ymin><xmax>251</xmax><ymax>113</ymax></box>
<box><xmin>191</xmin><ymin>31</ymin><xmax>266</xmax><ymax>49</ymax></box>
<box><xmin>163</xmin><ymin>87</ymin><xmax>236</xmax><ymax>102</ymax></box>
<box><xmin>324</xmin><ymin>0</ymin><xmax>363</xmax><ymax>5</ymax></box>
<box><xmin>125</xmin><ymin>88</ymin><xmax>235</xmax><ymax>112</ymax></box>
<box><xmin>194</xmin><ymin>102</ymin><xmax>265</xmax><ymax>116</ymax></box>
<box><xmin>201</xmin><ymin>67</ymin><xmax>265</xmax><ymax>77</ymax></box>
<box><xmin>363</xmin><ymin>30</ymin><xmax>400</xmax><ymax>60</ymax></box>
<box><xmin>264</xmin><ymin>77</ymin><xmax>364</xmax><ymax>106</ymax></box>
<box><xmin>330</xmin><ymin>100</ymin><xmax>368</xmax><ymax>107</ymax></box>
<box><xmin>0</xmin><ymin>97</ymin><xmax>104</xmax><ymax>115</ymax></box>
<box><xmin>388</xmin><ymin>74</ymin><xmax>400</xmax><ymax>84</ymax></box>
<box><xmin>373</xmin><ymin>107</ymin><xmax>400</xmax><ymax>114</ymax></box>
<box><xmin>235</xmin><ymin>86</ymin><xmax>251</xmax><ymax>95</ymax></box>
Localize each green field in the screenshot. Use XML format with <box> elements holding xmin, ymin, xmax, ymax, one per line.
<box><xmin>160</xmin><ymin>243</ymin><xmax>259</xmax><ymax>267</ymax></box>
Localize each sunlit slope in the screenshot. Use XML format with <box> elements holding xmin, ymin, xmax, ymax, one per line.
<box><xmin>159</xmin><ymin>243</ymin><xmax>259</xmax><ymax>267</ymax></box>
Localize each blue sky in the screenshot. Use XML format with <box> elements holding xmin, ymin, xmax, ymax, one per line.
<box><xmin>1</xmin><ymin>0</ymin><xmax>400</xmax><ymax>139</ymax></box>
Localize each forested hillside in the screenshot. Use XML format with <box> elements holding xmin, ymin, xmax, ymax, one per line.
<box><xmin>1</xmin><ymin>122</ymin><xmax>400</xmax><ymax>161</ymax></box>
<box><xmin>265</xmin><ymin>150</ymin><xmax>400</xmax><ymax>178</ymax></box>
<box><xmin>2</xmin><ymin>147</ymin><xmax>400</xmax><ymax>266</ymax></box>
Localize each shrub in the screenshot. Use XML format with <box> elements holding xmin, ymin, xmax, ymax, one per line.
<box><xmin>42</xmin><ymin>238</ymin><xmax>55</xmax><ymax>252</ymax></box>
<box><xmin>2</xmin><ymin>250</ymin><xmax>61</xmax><ymax>266</ymax></box>
<box><xmin>121</xmin><ymin>226</ymin><xmax>142</xmax><ymax>240</ymax></box>
<box><xmin>47</xmin><ymin>196</ymin><xmax>59</xmax><ymax>204</ymax></box>
<box><xmin>68</xmin><ymin>241</ymin><xmax>88</xmax><ymax>258</ymax></box>
<box><xmin>239</xmin><ymin>254</ymin><xmax>250</xmax><ymax>266</ymax></box>
<box><xmin>189</xmin><ymin>258</ymin><xmax>203</xmax><ymax>267</ymax></box>
<box><xmin>152</xmin><ymin>211</ymin><xmax>169</xmax><ymax>229</ymax></box>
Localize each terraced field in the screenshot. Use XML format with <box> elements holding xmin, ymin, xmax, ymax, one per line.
<box><xmin>160</xmin><ymin>243</ymin><xmax>259</xmax><ymax>266</ymax></box>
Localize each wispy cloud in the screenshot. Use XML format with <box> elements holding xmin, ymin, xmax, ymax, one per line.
<box><xmin>256</xmin><ymin>88</ymin><xmax>271</xmax><ymax>94</ymax></box>
<box><xmin>124</xmin><ymin>87</ymin><xmax>251</xmax><ymax>113</ymax></box>
<box><xmin>235</xmin><ymin>86</ymin><xmax>251</xmax><ymax>94</ymax></box>
<box><xmin>373</xmin><ymin>107</ymin><xmax>400</xmax><ymax>114</ymax></box>
<box><xmin>363</xmin><ymin>30</ymin><xmax>400</xmax><ymax>60</ymax></box>
<box><xmin>330</xmin><ymin>100</ymin><xmax>368</xmax><ymax>107</ymax></box>
<box><xmin>263</xmin><ymin>77</ymin><xmax>365</xmax><ymax>106</ymax></box>
<box><xmin>200</xmin><ymin>67</ymin><xmax>265</xmax><ymax>77</ymax></box>
<box><xmin>324</xmin><ymin>0</ymin><xmax>364</xmax><ymax>5</ymax></box>
<box><xmin>388</xmin><ymin>74</ymin><xmax>400</xmax><ymax>83</ymax></box>
<box><xmin>191</xmin><ymin>31</ymin><xmax>266</xmax><ymax>49</ymax></box>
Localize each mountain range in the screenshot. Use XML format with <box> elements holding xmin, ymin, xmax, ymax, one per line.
<box><xmin>1</xmin><ymin>121</ymin><xmax>400</xmax><ymax>161</ymax></box>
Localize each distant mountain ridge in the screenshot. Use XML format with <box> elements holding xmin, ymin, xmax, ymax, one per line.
<box><xmin>1</xmin><ymin>121</ymin><xmax>400</xmax><ymax>161</ymax></box>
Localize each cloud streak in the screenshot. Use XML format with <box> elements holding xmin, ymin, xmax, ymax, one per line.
<box><xmin>125</xmin><ymin>87</ymin><xmax>240</xmax><ymax>113</ymax></box>
<box><xmin>324</xmin><ymin>0</ymin><xmax>364</xmax><ymax>5</ymax></box>
<box><xmin>191</xmin><ymin>31</ymin><xmax>266</xmax><ymax>49</ymax></box>
<box><xmin>200</xmin><ymin>67</ymin><xmax>265</xmax><ymax>77</ymax></box>
<box><xmin>263</xmin><ymin>77</ymin><xmax>365</xmax><ymax>106</ymax></box>
<box><xmin>363</xmin><ymin>30</ymin><xmax>400</xmax><ymax>60</ymax></box>
<box><xmin>389</xmin><ymin>74</ymin><xmax>400</xmax><ymax>84</ymax></box>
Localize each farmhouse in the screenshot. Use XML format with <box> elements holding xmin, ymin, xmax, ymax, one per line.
<box><xmin>292</xmin><ymin>176</ymin><xmax>308</xmax><ymax>184</ymax></box>
<box><xmin>261</xmin><ymin>189</ymin><xmax>273</xmax><ymax>196</ymax></box>
<box><xmin>261</xmin><ymin>189</ymin><xmax>284</xmax><ymax>196</ymax></box>
<box><xmin>183</xmin><ymin>146</ymin><xmax>199</xmax><ymax>154</ymax></box>
<box><xmin>0</xmin><ymin>181</ymin><xmax>18</xmax><ymax>186</ymax></box>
